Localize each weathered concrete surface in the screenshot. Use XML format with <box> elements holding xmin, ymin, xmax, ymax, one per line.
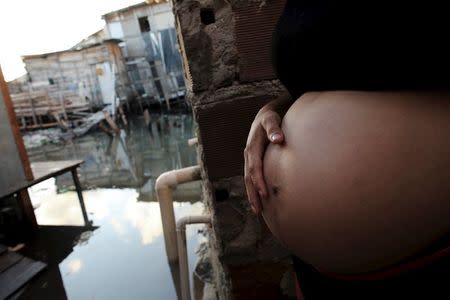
<box><xmin>173</xmin><ymin>0</ymin><xmax>291</xmax><ymax>298</ymax></box>
<box><xmin>199</xmin><ymin>174</ymin><xmax>290</xmax><ymax>299</ymax></box>
<box><xmin>174</xmin><ymin>0</ymin><xmax>238</xmax><ymax>93</ymax></box>
<box><xmin>228</xmin><ymin>262</ymin><xmax>294</xmax><ymax>299</ymax></box>
<box><xmin>191</xmin><ymin>80</ymin><xmax>285</xmax><ymax>107</ymax></box>
<box><xmin>209</xmin><ymin>176</ymin><xmax>289</xmax><ymax>264</ymax></box>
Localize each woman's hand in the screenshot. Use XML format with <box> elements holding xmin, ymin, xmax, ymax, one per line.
<box><xmin>244</xmin><ymin>92</ymin><xmax>292</xmax><ymax>214</ymax></box>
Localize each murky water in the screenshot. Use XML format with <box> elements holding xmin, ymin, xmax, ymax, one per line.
<box><xmin>27</xmin><ymin>113</ymin><xmax>199</xmax><ymax>196</ymax></box>
<box><xmin>24</xmin><ymin>113</ymin><xmax>205</xmax><ymax>300</ymax></box>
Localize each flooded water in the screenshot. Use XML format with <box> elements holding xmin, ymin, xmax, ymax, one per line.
<box><xmin>27</xmin><ymin>113</ymin><xmax>199</xmax><ymax>198</ymax></box>
<box><xmin>23</xmin><ymin>113</ymin><xmax>205</xmax><ymax>300</ymax></box>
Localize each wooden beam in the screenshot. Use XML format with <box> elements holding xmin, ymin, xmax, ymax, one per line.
<box><xmin>103</xmin><ymin>111</ymin><xmax>120</xmax><ymax>134</ymax></box>
<box><xmin>27</xmin><ymin>84</ymin><xmax>38</xmax><ymax>126</ymax></box>
<box><xmin>20</xmin><ymin>122</ymin><xmax>59</xmax><ymax>130</ymax></box>
<box><xmin>118</xmin><ymin>105</ymin><xmax>128</xmax><ymax>127</ymax></box>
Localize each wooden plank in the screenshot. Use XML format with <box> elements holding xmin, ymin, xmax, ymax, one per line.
<box><xmin>0</xmin><ymin>252</ymin><xmax>22</xmax><ymax>274</ymax></box>
<box><xmin>2</xmin><ymin>160</ymin><xmax>84</xmax><ymax>200</ymax></box>
<box><xmin>31</xmin><ymin>160</ymin><xmax>83</xmax><ymax>180</ymax></box>
<box><xmin>0</xmin><ymin>160</ymin><xmax>84</xmax><ymax>200</ymax></box>
<box><xmin>0</xmin><ymin>257</ymin><xmax>46</xmax><ymax>300</ymax></box>
<box><xmin>20</xmin><ymin>122</ymin><xmax>59</xmax><ymax>130</ymax></box>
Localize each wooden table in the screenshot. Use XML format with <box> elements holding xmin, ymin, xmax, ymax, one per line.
<box><xmin>2</xmin><ymin>160</ymin><xmax>90</xmax><ymax>227</ymax></box>
<box><xmin>31</xmin><ymin>160</ymin><xmax>89</xmax><ymax>226</ymax></box>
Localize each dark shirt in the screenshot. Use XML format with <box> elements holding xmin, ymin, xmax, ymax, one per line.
<box><xmin>272</xmin><ymin>0</ymin><xmax>450</xmax><ymax>99</ymax></box>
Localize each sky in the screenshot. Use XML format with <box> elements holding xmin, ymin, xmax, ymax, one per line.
<box><xmin>0</xmin><ymin>0</ymin><xmax>143</xmax><ymax>81</ymax></box>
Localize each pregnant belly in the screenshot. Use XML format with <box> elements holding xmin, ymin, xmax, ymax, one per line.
<box><xmin>262</xmin><ymin>90</ymin><xmax>450</xmax><ymax>274</ymax></box>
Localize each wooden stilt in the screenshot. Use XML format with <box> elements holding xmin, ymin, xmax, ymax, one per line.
<box><xmin>38</xmin><ymin>115</ymin><xmax>43</xmax><ymax>128</ymax></box>
<box><xmin>144</xmin><ymin>109</ymin><xmax>150</xmax><ymax>126</ymax></box>
<box><xmin>27</xmin><ymin>88</ymin><xmax>38</xmax><ymax>126</ymax></box>
<box><xmin>118</xmin><ymin>105</ymin><xmax>128</xmax><ymax>127</ymax></box>
<box><xmin>165</xmin><ymin>96</ymin><xmax>171</xmax><ymax>111</ymax></box>
<box><xmin>103</xmin><ymin>111</ymin><xmax>120</xmax><ymax>134</ymax></box>
<box><xmin>71</xmin><ymin>168</ymin><xmax>90</xmax><ymax>226</ymax></box>
<box><xmin>99</xmin><ymin>121</ymin><xmax>114</xmax><ymax>135</ymax></box>
<box><xmin>52</xmin><ymin>112</ymin><xmax>69</xmax><ymax>130</ymax></box>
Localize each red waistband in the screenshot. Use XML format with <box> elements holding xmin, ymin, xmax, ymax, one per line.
<box><xmin>323</xmin><ymin>244</ymin><xmax>450</xmax><ymax>281</ymax></box>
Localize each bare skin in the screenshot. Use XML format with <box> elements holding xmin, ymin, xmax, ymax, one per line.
<box><xmin>244</xmin><ymin>91</ymin><xmax>292</xmax><ymax>213</ymax></box>
<box><xmin>260</xmin><ymin>90</ymin><xmax>450</xmax><ymax>274</ymax></box>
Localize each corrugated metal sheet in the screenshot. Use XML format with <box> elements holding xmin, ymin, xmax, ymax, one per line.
<box><xmin>196</xmin><ymin>96</ymin><xmax>270</xmax><ymax>180</ymax></box>
<box><xmin>125</xmin><ymin>37</ymin><xmax>146</xmax><ymax>58</ymax></box>
<box><xmin>234</xmin><ymin>0</ymin><xmax>286</xmax><ymax>82</ymax></box>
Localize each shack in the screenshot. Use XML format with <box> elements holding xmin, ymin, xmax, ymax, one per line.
<box><xmin>102</xmin><ymin>0</ymin><xmax>186</xmax><ymax>109</ymax></box>
<box><xmin>8</xmin><ymin>39</ymin><xmax>130</xmax><ymax>130</ymax></box>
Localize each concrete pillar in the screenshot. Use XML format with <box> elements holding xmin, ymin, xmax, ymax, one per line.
<box><xmin>172</xmin><ymin>0</ymin><xmax>292</xmax><ymax>298</ymax></box>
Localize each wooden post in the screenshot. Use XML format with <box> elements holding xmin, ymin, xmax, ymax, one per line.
<box><xmin>136</xmin><ymin>94</ymin><xmax>144</xmax><ymax>114</ymax></box>
<box><xmin>118</xmin><ymin>105</ymin><xmax>128</xmax><ymax>127</ymax></box>
<box><xmin>165</xmin><ymin>96</ymin><xmax>171</xmax><ymax>111</ymax></box>
<box><xmin>52</xmin><ymin>112</ymin><xmax>69</xmax><ymax>130</ymax></box>
<box><xmin>71</xmin><ymin>168</ymin><xmax>90</xmax><ymax>226</ymax></box>
<box><xmin>144</xmin><ymin>109</ymin><xmax>150</xmax><ymax>126</ymax></box>
<box><xmin>99</xmin><ymin>121</ymin><xmax>114</xmax><ymax>135</ymax></box>
<box><xmin>27</xmin><ymin>84</ymin><xmax>38</xmax><ymax>126</ymax></box>
<box><xmin>103</xmin><ymin>111</ymin><xmax>120</xmax><ymax>134</ymax></box>
<box><xmin>57</xmin><ymin>58</ymin><xmax>68</xmax><ymax>120</ymax></box>
<box><xmin>58</xmin><ymin>91</ymin><xmax>68</xmax><ymax>120</ymax></box>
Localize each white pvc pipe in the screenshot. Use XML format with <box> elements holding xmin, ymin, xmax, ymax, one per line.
<box><xmin>177</xmin><ymin>215</ymin><xmax>212</xmax><ymax>300</ymax></box>
<box><xmin>155</xmin><ymin>165</ymin><xmax>201</xmax><ymax>263</ymax></box>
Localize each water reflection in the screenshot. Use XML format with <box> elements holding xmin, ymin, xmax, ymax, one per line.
<box><xmin>27</xmin><ymin>179</ymin><xmax>204</xmax><ymax>299</ymax></box>
<box><xmin>27</xmin><ymin>114</ymin><xmax>198</xmax><ymax>201</ymax></box>
<box><xmin>24</xmin><ymin>113</ymin><xmax>205</xmax><ymax>299</ymax></box>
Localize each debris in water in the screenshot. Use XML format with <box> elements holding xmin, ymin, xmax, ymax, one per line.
<box><xmin>22</xmin><ymin>106</ymin><xmax>114</xmax><ymax>148</ymax></box>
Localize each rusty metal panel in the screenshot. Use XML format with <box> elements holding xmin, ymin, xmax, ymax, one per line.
<box><xmin>196</xmin><ymin>96</ymin><xmax>270</xmax><ymax>180</ymax></box>
<box><xmin>0</xmin><ymin>68</ymin><xmax>32</xmax><ymax>197</ymax></box>
<box><xmin>234</xmin><ymin>0</ymin><xmax>286</xmax><ymax>82</ymax></box>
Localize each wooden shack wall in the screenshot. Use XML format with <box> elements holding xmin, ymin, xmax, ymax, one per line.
<box><xmin>23</xmin><ymin>43</ymin><xmax>123</xmax><ymax>108</ymax></box>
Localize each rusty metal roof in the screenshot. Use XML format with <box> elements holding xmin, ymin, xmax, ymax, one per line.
<box><xmin>102</xmin><ymin>1</ymin><xmax>169</xmax><ymax>20</ymax></box>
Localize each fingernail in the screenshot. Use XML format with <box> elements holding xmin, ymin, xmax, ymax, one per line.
<box><xmin>270</xmin><ymin>133</ymin><xmax>282</xmax><ymax>142</ymax></box>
